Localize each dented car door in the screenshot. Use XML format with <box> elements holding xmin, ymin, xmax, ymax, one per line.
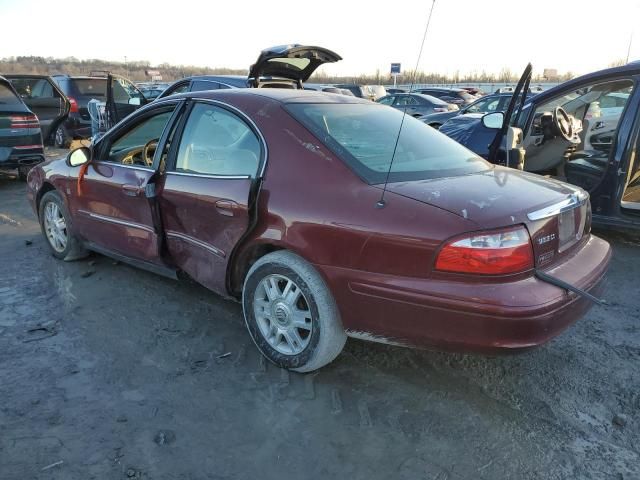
<box><xmin>158</xmin><ymin>100</ymin><xmax>263</xmax><ymax>295</ymax></box>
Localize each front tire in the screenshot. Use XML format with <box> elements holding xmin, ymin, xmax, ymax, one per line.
<box><xmin>242</xmin><ymin>251</ymin><xmax>346</xmax><ymax>372</ymax></box>
<box><xmin>39</xmin><ymin>190</ymin><xmax>88</xmax><ymax>261</ymax></box>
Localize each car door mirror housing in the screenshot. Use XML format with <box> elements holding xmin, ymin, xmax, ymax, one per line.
<box><xmin>129</xmin><ymin>97</ymin><xmax>141</xmax><ymax>106</ymax></box>
<box><xmin>68</xmin><ymin>146</ymin><xmax>91</xmax><ymax>167</ymax></box>
<box><xmin>482</xmin><ymin>111</ymin><xmax>505</xmax><ymax>129</ymax></box>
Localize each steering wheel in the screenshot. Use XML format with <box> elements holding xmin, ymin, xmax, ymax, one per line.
<box><xmin>553</xmin><ymin>106</ymin><xmax>574</xmax><ymax>142</ymax></box>
<box><xmin>142</xmin><ymin>138</ymin><xmax>160</xmax><ymax>166</ymax></box>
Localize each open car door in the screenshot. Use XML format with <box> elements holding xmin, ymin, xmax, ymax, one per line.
<box><xmin>248</xmin><ymin>44</ymin><xmax>342</xmax><ymax>88</ymax></box>
<box><xmin>106</xmin><ymin>73</ymin><xmax>148</xmax><ymax>128</ymax></box>
<box><xmin>5</xmin><ymin>75</ymin><xmax>69</xmax><ymax>144</ymax></box>
<box><xmin>486</xmin><ymin>63</ymin><xmax>532</xmax><ymax>165</ymax></box>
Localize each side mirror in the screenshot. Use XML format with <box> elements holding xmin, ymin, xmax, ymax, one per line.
<box><xmin>128</xmin><ymin>97</ymin><xmax>141</xmax><ymax>106</ymax></box>
<box><xmin>482</xmin><ymin>111</ymin><xmax>505</xmax><ymax>129</ymax></box>
<box><xmin>68</xmin><ymin>146</ymin><xmax>91</xmax><ymax>167</ymax></box>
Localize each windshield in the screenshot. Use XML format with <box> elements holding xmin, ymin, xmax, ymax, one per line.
<box><xmin>539</xmin><ymin>79</ymin><xmax>633</xmax><ymax>120</ymax></box>
<box><xmin>286</xmin><ymin>103</ymin><xmax>490</xmax><ymax>184</ymax></box>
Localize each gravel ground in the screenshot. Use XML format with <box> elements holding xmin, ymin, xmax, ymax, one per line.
<box><xmin>1</xmin><ymin>153</ymin><xmax>639</xmax><ymax>479</ymax></box>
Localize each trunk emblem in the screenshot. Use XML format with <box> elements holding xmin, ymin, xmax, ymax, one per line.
<box><xmin>537</xmin><ymin>233</ymin><xmax>556</xmax><ymax>245</ymax></box>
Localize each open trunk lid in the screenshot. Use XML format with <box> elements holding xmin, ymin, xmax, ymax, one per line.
<box><xmin>385</xmin><ymin>167</ymin><xmax>591</xmax><ymax>268</ymax></box>
<box><xmin>248</xmin><ymin>45</ymin><xmax>342</xmax><ymax>87</ymax></box>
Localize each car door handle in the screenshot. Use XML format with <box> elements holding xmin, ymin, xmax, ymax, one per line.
<box><xmin>122</xmin><ymin>184</ymin><xmax>143</xmax><ymax>196</ymax></box>
<box><xmin>215</xmin><ymin>199</ymin><xmax>238</xmax><ymax>217</ymax></box>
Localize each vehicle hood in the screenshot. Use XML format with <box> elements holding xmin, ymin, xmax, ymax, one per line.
<box><xmin>385</xmin><ymin>166</ymin><xmax>580</xmax><ymax>228</ymax></box>
<box><xmin>420</xmin><ymin>110</ymin><xmax>458</xmax><ymax>124</ymax></box>
<box><xmin>248</xmin><ymin>45</ymin><xmax>342</xmax><ymax>84</ymax></box>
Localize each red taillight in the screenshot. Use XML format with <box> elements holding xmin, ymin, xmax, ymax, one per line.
<box><xmin>68</xmin><ymin>97</ymin><xmax>79</xmax><ymax>113</ymax></box>
<box><xmin>435</xmin><ymin>226</ymin><xmax>534</xmax><ymax>275</ymax></box>
<box><xmin>10</xmin><ymin>114</ymin><xmax>40</xmax><ymax>129</ymax></box>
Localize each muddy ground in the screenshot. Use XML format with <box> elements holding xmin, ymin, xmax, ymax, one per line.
<box><xmin>1</xmin><ymin>152</ymin><xmax>639</xmax><ymax>479</ymax></box>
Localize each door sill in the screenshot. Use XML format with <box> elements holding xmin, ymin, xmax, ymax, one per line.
<box><xmin>84</xmin><ymin>242</ymin><xmax>178</xmax><ymax>280</ymax></box>
<box><xmin>620</xmin><ymin>200</ymin><xmax>640</xmax><ymax>212</ymax></box>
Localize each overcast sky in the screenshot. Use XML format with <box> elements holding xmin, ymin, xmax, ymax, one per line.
<box><xmin>0</xmin><ymin>0</ymin><xmax>637</xmax><ymax>78</ymax></box>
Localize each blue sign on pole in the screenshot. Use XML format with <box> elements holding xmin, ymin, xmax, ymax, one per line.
<box><xmin>390</xmin><ymin>63</ymin><xmax>401</xmax><ymax>74</ymax></box>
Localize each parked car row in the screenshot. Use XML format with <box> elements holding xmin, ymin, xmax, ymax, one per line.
<box><xmin>25</xmin><ymin>48</ymin><xmax>613</xmax><ymax>371</ymax></box>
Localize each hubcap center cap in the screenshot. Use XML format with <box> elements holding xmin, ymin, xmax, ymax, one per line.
<box><xmin>273</xmin><ymin>302</ymin><xmax>291</xmax><ymax>326</ymax></box>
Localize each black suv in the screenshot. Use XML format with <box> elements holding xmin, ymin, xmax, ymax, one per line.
<box><xmin>51</xmin><ymin>74</ymin><xmax>146</xmax><ymax>147</ymax></box>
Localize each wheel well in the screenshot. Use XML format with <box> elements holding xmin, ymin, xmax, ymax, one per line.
<box><xmin>229</xmin><ymin>243</ymin><xmax>284</xmax><ymax>297</ymax></box>
<box><xmin>36</xmin><ymin>182</ymin><xmax>56</xmax><ymax>216</ymax></box>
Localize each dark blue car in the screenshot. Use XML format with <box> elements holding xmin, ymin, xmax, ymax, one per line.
<box><xmin>421</xmin><ymin>92</ymin><xmax>517</xmax><ymax>129</ymax></box>
<box><xmin>439</xmin><ymin>62</ymin><xmax>640</xmax><ymax>230</ymax></box>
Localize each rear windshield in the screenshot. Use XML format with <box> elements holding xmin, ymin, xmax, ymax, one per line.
<box><xmin>0</xmin><ymin>83</ymin><xmax>21</xmax><ymax>105</ymax></box>
<box><xmin>73</xmin><ymin>79</ymin><xmax>106</xmax><ymax>96</ymax></box>
<box><xmin>286</xmin><ymin>103</ymin><xmax>490</xmax><ymax>184</ymax></box>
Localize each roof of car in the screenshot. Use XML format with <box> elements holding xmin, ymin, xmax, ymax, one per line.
<box><xmin>416</xmin><ymin>87</ymin><xmax>466</xmax><ymax>92</ymax></box>
<box><xmin>171</xmin><ymin>87</ymin><xmax>372</xmax><ymax>105</ymax></box>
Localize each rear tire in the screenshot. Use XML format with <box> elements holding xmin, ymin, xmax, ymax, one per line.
<box><xmin>55</xmin><ymin>126</ymin><xmax>70</xmax><ymax>148</ymax></box>
<box><xmin>242</xmin><ymin>251</ymin><xmax>346</xmax><ymax>372</ymax></box>
<box><xmin>39</xmin><ymin>190</ymin><xmax>88</xmax><ymax>261</ymax></box>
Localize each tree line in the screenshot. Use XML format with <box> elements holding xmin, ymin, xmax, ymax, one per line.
<box><xmin>0</xmin><ymin>55</ymin><xmax>606</xmax><ymax>85</ymax></box>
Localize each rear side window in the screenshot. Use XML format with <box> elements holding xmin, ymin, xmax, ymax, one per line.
<box><xmin>0</xmin><ymin>83</ymin><xmax>21</xmax><ymax>105</ymax></box>
<box><xmin>72</xmin><ymin>79</ymin><xmax>106</xmax><ymax>97</ymax></box>
<box><xmin>174</xmin><ymin>103</ymin><xmax>261</xmax><ymax>177</ymax></box>
<box><xmin>287</xmin><ymin>103</ymin><xmax>490</xmax><ymax>184</ymax></box>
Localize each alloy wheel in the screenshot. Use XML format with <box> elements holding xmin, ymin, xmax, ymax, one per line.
<box><xmin>253</xmin><ymin>274</ymin><xmax>313</xmax><ymax>355</ymax></box>
<box><xmin>43</xmin><ymin>202</ymin><xmax>67</xmax><ymax>253</ymax></box>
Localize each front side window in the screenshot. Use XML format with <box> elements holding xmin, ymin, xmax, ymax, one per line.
<box><xmin>287</xmin><ymin>103</ymin><xmax>489</xmax><ymax>184</ymax></box>
<box><xmin>111</xmin><ymin>77</ymin><xmax>144</xmax><ymax>104</ymax></box>
<box><xmin>467</xmin><ymin>97</ymin><xmax>501</xmax><ymax>113</ymax></box>
<box><xmin>167</xmin><ymin>82</ymin><xmax>190</xmax><ymax>97</ymax></box>
<box><xmin>9</xmin><ymin>78</ymin><xmax>56</xmax><ymax>99</ymax></box>
<box><xmin>174</xmin><ymin>103</ymin><xmax>261</xmax><ymax>177</ymax></box>
<box><xmin>378</xmin><ymin>96</ymin><xmax>395</xmax><ymax>105</ymax></box>
<box><xmin>105</xmin><ymin>110</ymin><xmax>173</xmax><ymax>166</ymax></box>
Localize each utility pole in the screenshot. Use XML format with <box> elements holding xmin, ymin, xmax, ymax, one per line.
<box><xmin>626</xmin><ymin>32</ymin><xmax>633</xmax><ymax>63</ymax></box>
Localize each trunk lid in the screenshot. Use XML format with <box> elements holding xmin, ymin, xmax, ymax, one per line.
<box><xmin>385</xmin><ymin>167</ymin><xmax>590</xmax><ymax>267</ymax></box>
<box><xmin>248</xmin><ymin>45</ymin><xmax>342</xmax><ymax>86</ymax></box>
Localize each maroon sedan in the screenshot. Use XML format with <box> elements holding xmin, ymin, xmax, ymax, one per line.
<box><xmin>26</xmin><ymin>89</ymin><xmax>611</xmax><ymax>372</ymax></box>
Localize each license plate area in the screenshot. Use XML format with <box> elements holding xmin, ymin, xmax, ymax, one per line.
<box><xmin>558</xmin><ymin>204</ymin><xmax>586</xmax><ymax>253</ymax></box>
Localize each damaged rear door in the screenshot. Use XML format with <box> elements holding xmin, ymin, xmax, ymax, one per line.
<box><xmin>158</xmin><ymin>100</ymin><xmax>264</xmax><ymax>295</ymax></box>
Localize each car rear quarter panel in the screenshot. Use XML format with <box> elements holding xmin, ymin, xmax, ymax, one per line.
<box><xmin>225</xmin><ymin>96</ymin><xmax>477</xmax><ymax>324</ymax></box>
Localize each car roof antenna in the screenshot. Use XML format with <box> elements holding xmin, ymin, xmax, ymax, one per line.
<box><xmin>376</xmin><ymin>0</ymin><xmax>437</xmax><ymax>209</ymax></box>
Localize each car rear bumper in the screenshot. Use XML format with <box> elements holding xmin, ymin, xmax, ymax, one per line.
<box><xmin>0</xmin><ymin>147</ymin><xmax>45</xmax><ymax>170</ymax></box>
<box><xmin>318</xmin><ymin>234</ymin><xmax>611</xmax><ymax>352</ymax></box>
